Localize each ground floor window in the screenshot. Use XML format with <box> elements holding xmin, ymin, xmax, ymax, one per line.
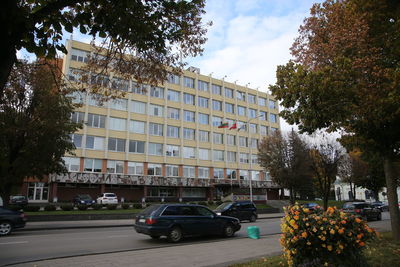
<box><xmin>148</xmin><ymin>187</ymin><xmax>177</xmax><ymax>197</ymax></box>
<box><xmin>27</xmin><ymin>182</ymin><xmax>49</xmax><ymax>201</ymax></box>
<box><xmin>182</xmin><ymin>188</ymin><xmax>206</xmax><ymax>198</ymax></box>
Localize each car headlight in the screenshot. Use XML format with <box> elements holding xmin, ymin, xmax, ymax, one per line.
<box><xmin>216</xmin><ymin>212</ymin><xmax>221</xmax><ymax>216</ymax></box>
<box><xmin>81</xmin><ymin>201</ymin><xmax>85</xmax><ymax>204</ymax></box>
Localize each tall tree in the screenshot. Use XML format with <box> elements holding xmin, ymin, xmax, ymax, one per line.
<box><xmin>258</xmin><ymin>130</ymin><xmax>312</xmax><ymax>204</ymax></box>
<box><xmin>269</xmin><ymin>0</ymin><xmax>400</xmax><ymax>239</ymax></box>
<box><xmin>0</xmin><ymin>60</ymin><xmax>79</xmax><ymax>206</ymax></box>
<box><xmin>1</xmin><ymin>0</ymin><xmax>208</xmax><ymax>99</ymax></box>
<box><xmin>339</xmin><ymin>151</ymin><xmax>369</xmax><ymax>200</ymax></box>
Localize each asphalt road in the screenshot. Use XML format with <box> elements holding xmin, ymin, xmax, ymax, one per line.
<box><xmin>0</xmin><ymin>213</ymin><xmax>391</xmax><ymax>266</ymax></box>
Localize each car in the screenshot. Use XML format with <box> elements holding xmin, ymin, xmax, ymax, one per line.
<box><xmin>371</xmin><ymin>201</ymin><xmax>388</xmax><ymax>212</ymax></box>
<box><xmin>214</xmin><ymin>200</ymin><xmax>257</xmax><ymax>222</ymax></box>
<box><xmin>73</xmin><ymin>194</ymin><xmax>96</xmax><ymax>206</ymax></box>
<box><xmin>134</xmin><ymin>204</ymin><xmax>241</xmax><ymax>242</ymax></box>
<box><xmin>97</xmin><ymin>193</ymin><xmax>118</xmax><ymax>204</ymax></box>
<box><xmin>9</xmin><ymin>195</ymin><xmax>28</xmax><ymax>207</ymax></box>
<box><xmin>342</xmin><ymin>202</ymin><xmax>382</xmax><ymax>221</ymax></box>
<box><xmin>0</xmin><ymin>207</ymin><xmax>27</xmax><ymax>236</ymax></box>
<box><xmin>301</xmin><ymin>202</ymin><xmax>321</xmax><ymax>211</ymax></box>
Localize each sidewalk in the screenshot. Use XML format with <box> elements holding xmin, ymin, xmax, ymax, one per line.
<box><xmin>21</xmin><ymin>213</ymin><xmax>286</xmax><ymax>231</ymax></box>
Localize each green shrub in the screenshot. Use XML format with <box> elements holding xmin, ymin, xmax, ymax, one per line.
<box><xmin>280</xmin><ymin>204</ymin><xmax>377</xmax><ymax>267</ymax></box>
<box><xmin>121</xmin><ymin>203</ymin><xmax>130</xmax><ymax>209</ymax></box>
<box><xmin>60</xmin><ymin>204</ymin><xmax>74</xmax><ymax>211</ymax></box>
<box><xmin>133</xmin><ymin>203</ymin><xmax>142</xmax><ymax>209</ymax></box>
<box><xmin>215</xmin><ymin>200</ymin><xmax>223</xmax><ymax>206</ymax></box>
<box><xmin>8</xmin><ymin>205</ymin><xmax>23</xmax><ymax>211</ymax></box>
<box><xmin>24</xmin><ymin>205</ymin><xmax>41</xmax><ymax>212</ymax></box>
<box><xmin>92</xmin><ymin>204</ymin><xmax>102</xmax><ymax>210</ymax></box>
<box><xmin>198</xmin><ymin>201</ymin><xmax>207</xmax><ymax>206</ymax></box>
<box><xmin>207</xmin><ymin>201</ymin><xmax>214</xmax><ymax>206</ymax></box>
<box><xmin>106</xmin><ymin>204</ymin><xmax>118</xmax><ymax>210</ymax></box>
<box><xmin>44</xmin><ymin>205</ymin><xmax>57</xmax><ymax>211</ymax></box>
<box><xmin>77</xmin><ymin>204</ymin><xmax>88</xmax><ymax>211</ymax></box>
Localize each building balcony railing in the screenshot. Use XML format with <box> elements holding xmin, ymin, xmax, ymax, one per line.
<box><xmin>50</xmin><ymin>173</ymin><xmax>280</xmax><ymax>188</ymax></box>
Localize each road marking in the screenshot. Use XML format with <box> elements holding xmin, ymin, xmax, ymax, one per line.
<box><xmin>0</xmin><ymin>241</ymin><xmax>28</xmax><ymax>245</ymax></box>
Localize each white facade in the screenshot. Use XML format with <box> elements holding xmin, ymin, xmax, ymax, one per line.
<box><xmin>334</xmin><ymin>180</ymin><xmax>400</xmax><ymax>202</ymax></box>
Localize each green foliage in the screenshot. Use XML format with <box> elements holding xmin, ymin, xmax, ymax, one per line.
<box><xmin>91</xmin><ymin>204</ymin><xmax>102</xmax><ymax>210</ymax></box>
<box><xmin>106</xmin><ymin>204</ymin><xmax>118</xmax><ymax>210</ymax></box>
<box><xmin>215</xmin><ymin>201</ymin><xmax>223</xmax><ymax>206</ymax></box>
<box><xmin>132</xmin><ymin>203</ymin><xmax>142</xmax><ymax>209</ymax></box>
<box><xmin>23</xmin><ymin>205</ymin><xmax>40</xmax><ymax>212</ymax></box>
<box><xmin>198</xmin><ymin>201</ymin><xmax>207</xmax><ymax>206</ymax></box>
<box><xmin>77</xmin><ymin>205</ymin><xmax>88</xmax><ymax>211</ymax></box>
<box><xmin>44</xmin><ymin>205</ymin><xmax>57</xmax><ymax>211</ymax></box>
<box><xmin>207</xmin><ymin>201</ymin><xmax>214</xmax><ymax>206</ymax></box>
<box><xmin>60</xmin><ymin>204</ymin><xmax>74</xmax><ymax>211</ymax></box>
<box><xmin>121</xmin><ymin>203</ymin><xmax>130</xmax><ymax>209</ymax></box>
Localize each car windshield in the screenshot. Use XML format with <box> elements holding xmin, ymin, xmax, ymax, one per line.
<box><xmin>79</xmin><ymin>195</ymin><xmax>92</xmax><ymax>200</ymax></box>
<box><xmin>12</xmin><ymin>196</ymin><xmax>25</xmax><ymax>200</ymax></box>
<box><xmin>215</xmin><ymin>202</ymin><xmax>232</xmax><ymax>210</ymax></box>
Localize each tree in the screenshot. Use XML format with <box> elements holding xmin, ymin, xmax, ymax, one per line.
<box><xmin>339</xmin><ymin>151</ymin><xmax>369</xmax><ymax>200</ymax></box>
<box><xmin>0</xmin><ymin>60</ymin><xmax>79</xmax><ymax>207</ymax></box>
<box><xmin>1</xmin><ymin>0</ymin><xmax>208</xmax><ymax>99</ymax></box>
<box><xmin>309</xmin><ymin>139</ymin><xmax>345</xmax><ymax>211</ymax></box>
<box><xmin>258</xmin><ymin>130</ymin><xmax>312</xmax><ymax>204</ymax></box>
<box><xmin>269</xmin><ymin>0</ymin><xmax>400</xmax><ymax>240</ymax></box>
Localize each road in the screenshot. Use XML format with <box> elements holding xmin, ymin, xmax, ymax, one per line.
<box><xmin>0</xmin><ymin>213</ymin><xmax>391</xmax><ymax>266</ymax></box>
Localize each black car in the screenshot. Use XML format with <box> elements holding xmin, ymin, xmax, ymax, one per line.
<box><xmin>9</xmin><ymin>195</ymin><xmax>28</xmax><ymax>207</ymax></box>
<box><xmin>0</xmin><ymin>207</ymin><xmax>27</xmax><ymax>236</ymax></box>
<box><xmin>214</xmin><ymin>201</ymin><xmax>257</xmax><ymax>222</ymax></box>
<box><xmin>134</xmin><ymin>204</ymin><xmax>241</xmax><ymax>242</ymax></box>
<box><xmin>302</xmin><ymin>202</ymin><xmax>321</xmax><ymax>211</ymax></box>
<box><xmin>371</xmin><ymin>201</ymin><xmax>388</xmax><ymax>212</ymax></box>
<box><xmin>342</xmin><ymin>202</ymin><xmax>382</xmax><ymax>221</ymax></box>
<box><xmin>73</xmin><ymin>194</ymin><xmax>96</xmax><ymax>206</ymax></box>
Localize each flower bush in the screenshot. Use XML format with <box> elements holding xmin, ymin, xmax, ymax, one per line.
<box><xmin>280</xmin><ymin>204</ymin><xmax>377</xmax><ymax>267</ymax></box>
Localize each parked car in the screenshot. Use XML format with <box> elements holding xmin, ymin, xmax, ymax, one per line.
<box><xmin>301</xmin><ymin>202</ymin><xmax>321</xmax><ymax>211</ymax></box>
<box><xmin>97</xmin><ymin>193</ymin><xmax>118</xmax><ymax>204</ymax></box>
<box><xmin>342</xmin><ymin>202</ymin><xmax>382</xmax><ymax>221</ymax></box>
<box><xmin>0</xmin><ymin>207</ymin><xmax>27</xmax><ymax>236</ymax></box>
<box><xmin>134</xmin><ymin>204</ymin><xmax>241</xmax><ymax>242</ymax></box>
<box><xmin>214</xmin><ymin>200</ymin><xmax>257</xmax><ymax>222</ymax></box>
<box><xmin>73</xmin><ymin>194</ymin><xmax>95</xmax><ymax>206</ymax></box>
<box><xmin>371</xmin><ymin>201</ymin><xmax>388</xmax><ymax>212</ymax></box>
<box><xmin>9</xmin><ymin>195</ymin><xmax>28</xmax><ymax>207</ymax></box>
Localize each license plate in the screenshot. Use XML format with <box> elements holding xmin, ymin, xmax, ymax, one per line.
<box><xmin>139</xmin><ymin>218</ymin><xmax>145</xmax><ymax>223</ymax></box>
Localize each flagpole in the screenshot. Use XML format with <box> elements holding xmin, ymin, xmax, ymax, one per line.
<box><xmin>247</xmin><ymin>114</ymin><xmax>263</xmax><ymax>202</ymax></box>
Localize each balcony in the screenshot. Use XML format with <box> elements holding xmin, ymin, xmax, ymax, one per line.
<box><xmin>50</xmin><ymin>173</ymin><xmax>279</xmax><ymax>188</ymax></box>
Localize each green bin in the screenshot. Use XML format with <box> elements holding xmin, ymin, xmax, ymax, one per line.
<box><xmin>247</xmin><ymin>226</ymin><xmax>260</xmax><ymax>239</ymax></box>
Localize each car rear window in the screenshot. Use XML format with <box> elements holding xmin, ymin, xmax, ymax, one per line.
<box><xmin>140</xmin><ymin>205</ymin><xmax>162</xmax><ymax>216</ymax></box>
<box><xmin>354</xmin><ymin>204</ymin><xmax>370</xmax><ymax>208</ymax></box>
<box><xmin>162</xmin><ymin>206</ymin><xmax>181</xmax><ymax>216</ymax></box>
<box><xmin>105</xmin><ymin>194</ymin><xmax>116</xmax><ymax>197</ymax></box>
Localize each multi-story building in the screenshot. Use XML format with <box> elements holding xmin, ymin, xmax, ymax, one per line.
<box><xmin>23</xmin><ymin>40</ymin><xmax>282</xmax><ymax>203</ymax></box>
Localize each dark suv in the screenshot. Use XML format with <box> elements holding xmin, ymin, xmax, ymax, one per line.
<box><xmin>342</xmin><ymin>202</ymin><xmax>382</xmax><ymax>221</ymax></box>
<box><xmin>214</xmin><ymin>201</ymin><xmax>257</xmax><ymax>222</ymax></box>
<box><xmin>134</xmin><ymin>204</ymin><xmax>241</xmax><ymax>242</ymax></box>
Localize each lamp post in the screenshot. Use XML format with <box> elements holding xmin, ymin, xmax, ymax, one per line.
<box><xmin>247</xmin><ymin>114</ymin><xmax>263</xmax><ymax>202</ymax></box>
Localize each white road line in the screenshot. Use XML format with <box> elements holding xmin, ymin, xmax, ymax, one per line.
<box><xmin>0</xmin><ymin>241</ymin><xmax>28</xmax><ymax>245</ymax></box>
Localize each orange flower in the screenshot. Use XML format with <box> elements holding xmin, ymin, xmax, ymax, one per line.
<box><xmin>294</xmin><ymin>215</ymin><xmax>299</xmax><ymax>220</ymax></box>
<box><xmin>330</xmin><ymin>229</ymin><xmax>335</xmax><ymax>235</ymax></box>
<box><xmin>341</xmin><ymin>220</ymin><xmax>347</xmax><ymax>224</ymax></box>
<box><xmin>357</xmin><ymin>233</ymin><xmax>364</xmax><ymax>239</ymax></box>
<box><xmin>327</xmin><ymin>245</ymin><xmax>333</xmax><ymax>251</ymax></box>
<box><xmin>359</xmin><ymin>242</ymin><xmax>365</xmax><ymax>247</ymax></box>
<box><xmin>338</xmin><ymin>228</ymin><xmax>344</xmax><ymax>234</ymax></box>
<box><xmin>355</xmin><ymin>217</ymin><xmax>362</xmax><ymax>223</ymax></box>
<box><xmin>301</xmin><ymin>232</ymin><xmax>308</xmax><ymax>238</ymax></box>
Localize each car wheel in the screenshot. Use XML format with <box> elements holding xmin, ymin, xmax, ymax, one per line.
<box><xmin>0</xmin><ymin>221</ymin><xmax>12</xmax><ymax>236</ymax></box>
<box><xmin>377</xmin><ymin>213</ymin><xmax>382</xmax><ymax>221</ymax></box>
<box><xmin>168</xmin><ymin>227</ymin><xmax>182</xmax><ymax>243</ymax></box>
<box><xmin>249</xmin><ymin>214</ymin><xmax>257</xmax><ymax>222</ymax></box>
<box><xmin>223</xmin><ymin>223</ymin><xmax>235</xmax><ymax>238</ymax></box>
<box><xmin>150</xmin><ymin>235</ymin><xmax>160</xmax><ymax>239</ymax></box>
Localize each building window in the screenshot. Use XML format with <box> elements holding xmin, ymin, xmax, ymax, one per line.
<box><xmin>167</xmin><ymin>125</ymin><xmax>180</xmax><ymax>138</ymax></box>
<box><xmin>271</xmin><ymin>127</ymin><xmax>278</xmax><ymax>133</ymax></box>
<box><xmin>184</xmin><ymin>110</ymin><xmax>195</xmax><ymax>122</ymax></box>
<box><xmin>132</xmin><ymin>82</ymin><xmax>147</xmax><ymax>95</ymax></box>
<box><xmin>184</xmin><ymin>76</ymin><xmax>195</xmax><ymax>88</ymax></box>
<box><xmin>109</xmin><ymin>98</ymin><xmax>127</xmax><ymax>111</ymax></box>
<box><xmin>183</xmin><ymin>93</ymin><xmax>195</xmax><ymax>105</ymax></box>
<box><xmin>239</xmin><ymin>136</ymin><xmax>248</xmax><ymax>147</ymax></box>
<box><xmin>212</xmin><ymin>116</ymin><xmax>223</xmax><ymax>127</ymax></box>
<box><xmin>167</xmin><ymin>73</ymin><xmax>180</xmax><ymax>85</ymax></box>
<box><xmin>111</xmin><ymin>78</ymin><xmax>129</xmax><ymax>92</ymax></box>
<box><xmin>238</xmin><ymin>121</ymin><xmax>247</xmax><ymax>131</ymax></box>
<box><xmin>250</xmin><ymin>138</ymin><xmax>258</xmax><ymax>148</ymax></box>
<box><xmin>249</xmin><ymin>123</ymin><xmax>257</xmax><ymax>133</ymax></box>
<box><xmin>70</xmin><ymin>134</ymin><xmax>82</xmax><ymax>148</ymax></box>
<box><xmin>87</xmin><ymin>113</ymin><xmax>105</xmax><ymax>128</ymax></box>
<box><xmin>108</xmin><ymin>137</ymin><xmax>125</xmax><ymax>152</ymax></box>
<box><xmin>183</xmin><ymin>166</ymin><xmax>195</xmax><ymax>178</ymax></box>
<box><xmin>87</xmin><ymin>94</ymin><xmax>105</xmax><ymax>107</ymax></box>
<box><xmin>260</xmin><ymin>125</ymin><xmax>268</xmax><ymax>135</ymax></box>
<box><xmin>149</xmin><ymin>104</ymin><xmax>164</xmax><ymax>117</ymax></box>
<box><xmin>198</xmin><ymin>113</ymin><xmax>209</xmax><ymax>125</ymax></box>
<box><xmin>84</xmin><ymin>158</ymin><xmax>102</xmax><ymax>173</ymax></box>
<box><xmin>248</xmin><ymin>94</ymin><xmax>256</xmax><ymax>104</ymax></box>
<box><xmin>107</xmin><ymin>160</ymin><xmax>124</xmax><ymax>174</ymax></box>
<box><xmin>225</xmin><ymin>103</ymin><xmax>235</xmax><ymax>114</ymax></box>
<box><xmin>148</xmin><ymin>143</ymin><xmax>163</xmax><ymax>156</ymax></box>
<box><xmin>147</xmin><ymin>164</ymin><xmax>162</xmax><ymax>176</ymax></box>
<box><xmin>259</xmin><ymin>97</ymin><xmax>267</xmax><ymax>106</ymax></box>
<box><xmin>70</xmin><ymin>48</ymin><xmax>89</xmax><ymax>63</ymax></box>
<box><xmin>166</xmin><ymin>165</ymin><xmax>179</xmax><ymax>177</ymax></box>
<box><xmin>269</xmin><ymin>100</ymin><xmax>277</xmax><ymax>109</ymax></box>
<box><xmin>85</xmin><ymin>135</ymin><xmax>105</xmax><ymax>150</ymax></box>
<box><xmin>167</xmin><ymin>89</ymin><xmax>180</xmax><ymax>102</ymax></box>
<box><xmin>213</xmin><ymin>150</ymin><xmax>224</xmax><ymax>161</ymax></box>
<box><xmin>150</xmin><ymin>86</ymin><xmax>164</xmax><ymax>99</ymax></box>
<box><xmin>248</xmin><ymin>108</ymin><xmax>257</xmax><ymax>118</ymax></box>
<box><xmin>109</xmin><ymin>117</ymin><xmax>126</xmax><ymax>131</ymax></box>
<box><xmin>198</xmin><ymin>167</ymin><xmax>209</xmax><ymax>178</ymax></box>
<box><xmin>270</xmin><ymin>113</ymin><xmax>278</xmax><ymax>123</ymax></box>
<box><xmin>71</xmin><ymin>111</ymin><xmax>85</xmax><ymax>124</ymax></box>
<box><xmin>226</xmin><ymin>135</ymin><xmax>235</xmax><ymax>146</ymax></box>
<box><xmin>213</xmin><ymin>133</ymin><xmax>223</xmax><ymax>144</ymax></box>
<box><xmin>213</xmin><ymin>168</ymin><xmax>224</xmax><ymax>179</ymax></box>
<box><xmin>198</xmin><ymin>148</ymin><xmax>210</xmax><ymax>160</ymax></box>
<box><xmin>149</xmin><ymin>123</ymin><xmax>163</xmax><ymax>136</ymax></box>
<box><xmin>129</xmin><ymin>120</ymin><xmax>145</xmax><ymax>134</ymax></box>
<box><xmin>183</xmin><ymin>128</ymin><xmax>195</xmax><ymax>140</ymax></box>
<box><xmin>183</xmin><ymin>147</ymin><xmax>196</xmax><ymax>159</ymax></box>
<box><xmin>198</xmin><ymin>130</ymin><xmax>209</xmax><ymax>142</ymax></box>
<box><xmin>239</xmin><ymin>153</ymin><xmax>249</xmax><ymax>163</ymax></box>
<box><xmin>238</xmin><ymin>106</ymin><xmax>246</xmax><ymax>116</ymax></box>
<box><xmin>166</xmin><ymin>145</ymin><xmax>180</xmax><ymax>157</ymax></box>
<box><xmin>226</xmin><ymin>169</ymin><xmax>236</xmax><ymax>179</ymax></box>
<box><xmin>236</xmin><ymin>91</ymin><xmax>246</xmax><ymax>101</ymax></box>
<box><xmin>212</xmin><ymin>100</ymin><xmax>222</xmax><ymax>111</ymax></box>
<box><xmin>63</xmin><ymin>157</ymin><xmax>80</xmax><ymax>172</ymax></box>
<box><xmin>260</xmin><ymin>111</ymin><xmax>267</xmax><ymax>121</ymax></box>
<box><xmin>251</xmin><ymin>154</ymin><xmax>258</xmax><ymax>164</ymax></box>
<box><xmin>129</xmin><ymin>140</ymin><xmax>145</xmax><ymax>153</ymax></box>
<box><xmin>198</xmin><ymin>96</ymin><xmax>209</xmax><ymax>108</ymax></box>
<box><xmin>225</xmin><ymin>88</ymin><xmax>233</xmax><ymax>98</ymax></box>
<box><xmin>239</xmin><ymin>170</ymin><xmax>248</xmax><ymax>180</ymax></box>
<box><xmin>131</xmin><ymin>100</ymin><xmax>146</xmax><ymax>114</ymax></box>
<box><xmin>198</xmin><ymin>80</ymin><xmax>209</xmax><ymax>91</ymax></box>
<box><xmin>212</xmin><ymin>84</ymin><xmax>221</xmax><ymax>95</ymax></box>
<box><xmin>227</xmin><ymin>151</ymin><xmax>236</xmax><ymax>162</ymax></box>
<box><xmin>127</xmin><ymin>162</ymin><xmax>144</xmax><ymax>175</ymax></box>
<box><xmin>167</xmin><ymin>107</ymin><xmax>180</xmax><ymax>120</ymax></box>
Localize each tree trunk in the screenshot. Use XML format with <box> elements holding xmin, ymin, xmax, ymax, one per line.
<box><xmin>383</xmin><ymin>156</ymin><xmax>400</xmax><ymax>241</ymax></box>
<box><xmin>289</xmin><ymin>187</ymin><xmax>295</xmax><ymax>205</ymax></box>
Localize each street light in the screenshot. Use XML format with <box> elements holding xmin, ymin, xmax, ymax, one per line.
<box><xmin>247</xmin><ymin>114</ymin><xmax>263</xmax><ymax>202</ymax></box>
